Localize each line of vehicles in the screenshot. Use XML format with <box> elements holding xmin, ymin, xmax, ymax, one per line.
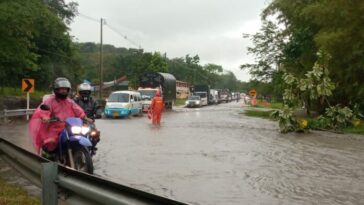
<box><xmin>102</xmin><ymin>72</ymin><xmax>243</xmax><ymax>117</ymax></box>
<box><xmin>185</xmin><ymin>85</ymin><xmax>241</xmax><ymax>108</ymax></box>
<box><xmin>104</xmin><ymin>72</ymin><xmax>176</xmax><ymax>118</ymax></box>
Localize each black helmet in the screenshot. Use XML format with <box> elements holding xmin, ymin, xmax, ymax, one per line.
<box><xmin>78</xmin><ymin>83</ymin><xmax>92</xmax><ymax>101</ymax></box>
<box><xmin>53</xmin><ymin>77</ymin><xmax>71</xmax><ymax>99</ymax></box>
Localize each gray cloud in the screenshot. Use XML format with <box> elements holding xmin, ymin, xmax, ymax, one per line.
<box><xmin>68</xmin><ymin>0</ymin><xmax>268</xmax><ymax>81</ymax></box>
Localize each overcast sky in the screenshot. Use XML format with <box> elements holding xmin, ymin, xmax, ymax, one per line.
<box><xmin>67</xmin><ymin>0</ymin><xmax>269</xmax><ymax>82</ymax></box>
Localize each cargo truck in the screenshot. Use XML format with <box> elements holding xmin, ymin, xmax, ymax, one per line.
<box><xmin>138</xmin><ymin>72</ymin><xmax>176</xmax><ymax>111</ymax></box>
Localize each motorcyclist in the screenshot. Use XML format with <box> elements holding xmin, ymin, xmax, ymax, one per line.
<box><xmin>74</xmin><ymin>83</ymin><xmax>99</xmax><ymax>120</ymax></box>
<box><xmin>149</xmin><ymin>89</ymin><xmax>164</xmax><ymax>125</ymax></box>
<box><xmin>74</xmin><ymin>82</ymin><xmax>100</xmax><ymax>153</ymax></box>
<box><xmin>29</xmin><ymin>77</ymin><xmax>93</xmax><ymax>155</ymax></box>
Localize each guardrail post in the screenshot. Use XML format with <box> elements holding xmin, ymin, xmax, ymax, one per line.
<box><xmin>41</xmin><ymin>162</ymin><xmax>58</xmax><ymax>205</ymax></box>
<box><xmin>3</xmin><ymin>109</ymin><xmax>8</xmax><ymax>123</ymax></box>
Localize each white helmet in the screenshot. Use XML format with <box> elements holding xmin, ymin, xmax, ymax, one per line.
<box><xmin>79</xmin><ymin>83</ymin><xmax>92</xmax><ymax>92</ymax></box>
<box><xmin>78</xmin><ymin>83</ymin><xmax>92</xmax><ymax>101</ymax></box>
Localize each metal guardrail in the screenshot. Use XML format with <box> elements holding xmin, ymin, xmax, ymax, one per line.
<box><xmin>0</xmin><ymin>109</ymin><xmax>36</xmax><ymax>118</ymax></box>
<box><xmin>0</xmin><ymin>138</ymin><xmax>187</xmax><ymax>205</ymax></box>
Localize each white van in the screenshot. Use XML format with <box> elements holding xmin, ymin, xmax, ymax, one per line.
<box><xmin>104</xmin><ymin>91</ymin><xmax>142</xmax><ymax>118</ymax></box>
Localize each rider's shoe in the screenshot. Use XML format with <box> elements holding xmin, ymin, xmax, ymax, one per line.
<box><xmin>41</xmin><ymin>149</ymin><xmax>56</xmax><ymax>160</ymax></box>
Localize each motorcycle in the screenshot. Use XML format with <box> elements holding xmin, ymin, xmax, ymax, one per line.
<box><xmin>40</xmin><ymin>105</ymin><xmax>98</xmax><ymax>174</ymax></box>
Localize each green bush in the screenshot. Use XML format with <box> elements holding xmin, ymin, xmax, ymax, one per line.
<box><xmin>271</xmin><ymin>106</ymin><xmax>298</xmax><ymax>133</ymax></box>
<box><xmin>324</xmin><ymin>105</ymin><xmax>353</xmax><ymax>129</ymax></box>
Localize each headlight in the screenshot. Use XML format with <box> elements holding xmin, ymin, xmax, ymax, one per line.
<box><xmin>71</xmin><ymin>126</ymin><xmax>90</xmax><ymax>135</ymax></box>
<box><xmin>185</xmin><ymin>101</ymin><xmax>189</xmax><ymax>105</ymax></box>
<box><xmin>81</xmin><ymin>126</ymin><xmax>90</xmax><ymax>135</ymax></box>
<box><xmin>71</xmin><ymin>126</ymin><xmax>82</xmax><ymax>134</ymax></box>
<box><xmin>196</xmin><ymin>101</ymin><xmax>200</xmax><ymax>104</ymax></box>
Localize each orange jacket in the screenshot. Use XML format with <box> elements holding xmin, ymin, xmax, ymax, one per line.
<box><xmin>150</xmin><ymin>96</ymin><xmax>164</xmax><ymax>113</ymax></box>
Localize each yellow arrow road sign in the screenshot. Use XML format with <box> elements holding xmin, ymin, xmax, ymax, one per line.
<box><xmin>22</xmin><ymin>79</ymin><xmax>34</xmax><ymax>93</ymax></box>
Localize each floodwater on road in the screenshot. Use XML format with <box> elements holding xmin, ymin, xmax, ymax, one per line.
<box><xmin>1</xmin><ymin>102</ymin><xmax>364</xmax><ymax>205</ymax></box>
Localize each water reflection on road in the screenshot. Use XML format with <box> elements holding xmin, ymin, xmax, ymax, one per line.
<box><xmin>1</xmin><ymin>102</ymin><xmax>364</xmax><ymax>205</ymax></box>
<box><xmin>93</xmin><ymin>103</ymin><xmax>364</xmax><ymax>205</ymax></box>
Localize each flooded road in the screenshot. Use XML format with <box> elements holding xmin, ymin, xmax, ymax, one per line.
<box><xmin>1</xmin><ymin>102</ymin><xmax>364</xmax><ymax>204</ymax></box>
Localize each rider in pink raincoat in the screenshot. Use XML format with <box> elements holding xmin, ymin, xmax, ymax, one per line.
<box><xmin>29</xmin><ymin>77</ymin><xmax>92</xmax><ymax>154</ymax></box>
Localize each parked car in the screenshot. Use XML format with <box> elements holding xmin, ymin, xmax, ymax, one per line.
<box><xmin>104</xmin><ymin>91</ymin><xmax>142</xmax><ymax>118</ymax></box>
<box><xmin>185</xmin><ymin>95</ymin><xmax>202</xmax><ymax>108</ymax></box>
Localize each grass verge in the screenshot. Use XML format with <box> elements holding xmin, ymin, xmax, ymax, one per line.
<box><xmin>343</xmin><ymin>123</ymin><xmax>364</xmax><ymax>135</ymax></box>
<box><xmin>0</xmin><ymin>177</ymin><xmax>40</xmax><ymax>205</ymax></box>
<box><xmin>175</xmin><ymin>98</ymin><xmax>186</xmax><ymax>106</ymax></box>
<box><xmin>249</xmin><ymin>99</ymin><xmax>283</xmax><ymax>109</ymax></box>
<box><xmin>0</xmin><ymin>87</ymin><xmax>47</xmax><ymax>98</ymax></box>
<box><xmin>243</xmin><ymin>109</ymin><xmax>274</xmax><ymax>119</ymax></box>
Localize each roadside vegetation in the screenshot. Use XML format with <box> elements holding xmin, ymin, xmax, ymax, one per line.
<box><xmin>175</xmin><ymin>98</ymin><xmax>187</xmax><ymax>107</ymax></box>
<box><xmin>0</xmin><ymin>87</ymin><xmax>46</xmax><ymax>98</ymax></box>
<box><xmin>0</xmin><ymin>177</ymin><xmax>40</xmax><ymax>205</ymax></box>
<box><xmin>343</xmin><ymin>123</ymin><xmax>364</xmax><ymax>135</ymax></box>
<box><xmin>0</xmin><ymin>87</ymin><xmax>44</xmax><ymax>110</ymax></box>
<box><xmin>241</xmin><ymin>1</ymin><xmax>364</xmax><ymax>135</ymax></box>
<box><xmin>243</xmin><ymin>110</ymin><xmax>273</xmax><ymax>119</ymax></box>
<box><xmin>243</xmin><ymin>105</ymin><xmax>364</xmax><ymax>135</ymax></box>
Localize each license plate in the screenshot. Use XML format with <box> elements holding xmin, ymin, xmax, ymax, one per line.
<box><xmin>112</xmin><ymin>112</ymin><xmax>119</xmax><ymax>117</ymax></box>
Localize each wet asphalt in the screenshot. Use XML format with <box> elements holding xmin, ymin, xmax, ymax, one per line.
<box><xmin>1</xmin><ymin>102</ymin><xmax>364</xmax><ymax>205</ymax></box>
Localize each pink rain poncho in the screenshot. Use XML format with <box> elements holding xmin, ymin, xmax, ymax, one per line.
<box><xmin>29</xmin><ymin>95</ymin><xmax>86</xmax><ymax>154</ymax></box>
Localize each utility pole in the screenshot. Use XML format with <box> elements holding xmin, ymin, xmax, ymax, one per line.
<box><xmin>99</xmin><ymin>18</ymin><xmax>104</xmax><ymax>98</ymax></box>
<box><xmin>193</xmin><ymin>67</ymin><xmax>196</xmax><ymax>85</ymax></box>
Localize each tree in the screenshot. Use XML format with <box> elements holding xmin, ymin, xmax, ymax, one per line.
<box><xmin>0</xmin><ymin>0</ymin><xmax>38</xmax><ymax>88</ymax></box>
<box><xmin>0</xmin><ymin>0</ymin><xmax>79</xmax><ymax>90</ymax></box>
<box><xmin>215</xmin><ymin>71</ymin><xmax>239</xmax><ymax>91</ymax></box>
<box><xmin>241</xmin><ymin>21</ymin><xmax>285</xmax><ymax>81</ymax></box>
<box><xmin>243</xmin><ymin>0</ymin><xmax>364</xmax><ymax>111</ymax></box>
<box><xmin>203</xmin><ymin>64</ymin><xmax>223</xmax><ymax>87</ymax></box>
<box><xmin>77</xmin><ymin>42</ymin><xmax>243</xmax><ymax>91</ymax></box>
<box><xmin>147</xmin><ymin>52</ymin><xmax>168</xmax><ymax>73</ymax></box>
<box><xmin>113</xmin><ymin>50</ymin><xmax>169</xmax><ymax>88</ymax></box>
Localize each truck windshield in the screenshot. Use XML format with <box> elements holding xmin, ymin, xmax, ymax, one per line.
<box><xmin>139</xmin><ymin>90</ymin><xmax>157</xmax><ymax>100</ymax></box>
<box><xmin>108</xmin><ymin>93</ymin><xmax>129</xmax><ymax>103</ymax></box>
<box><xmin>195</xmin><ymin>92</ymin><xmax>207</xmax><ymax>98</ymax></box>
<box><xmin>188</xmin><ymin>96</ymin><xmax>200</xmax><ymax>100</ymax></box>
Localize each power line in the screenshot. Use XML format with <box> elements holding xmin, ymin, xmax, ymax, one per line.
<box><xmin>78</xmin><ymin>13</ymin><xmax>99</xmax><ymax>23</ymax></box>
<box><xmin>78</xmin><ymin>13</ymin><xmax>142</xmax><ymax>49</ymax></box>
<box><xmin>105</xmin><ymin>24</ymin><xmax>142</xmax><ymax>49</ymax></box>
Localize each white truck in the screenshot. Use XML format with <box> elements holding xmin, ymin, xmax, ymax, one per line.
<box><xmin>210</xmin><ymin>89</ymin><xmax>219</xmax><ymax>104</ymax></box>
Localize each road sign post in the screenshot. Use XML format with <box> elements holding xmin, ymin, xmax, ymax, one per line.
<box><xmin>249</xmin><ymin>89</ymin><xmax>257</xmax><ymax>106</ymax></box>
<box><xmin>22</xmin><ymin>79</ymin><xmax>34</xmax><ymax>120</ymax></box>
<box><xmin>249</xmin><ymin>89</ymin><xmax>257</xmax><ymax>98</ymax></box>
<box><xmin>26</xmin><ymin>92</ymin><xmax>30</xmax><ymax>120</ymax></box>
